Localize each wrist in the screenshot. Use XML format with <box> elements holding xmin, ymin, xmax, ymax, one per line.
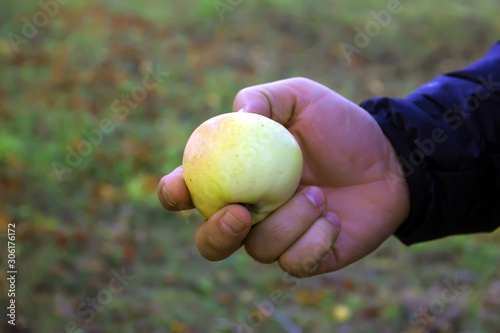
<box><xmin>384</xmin><ymin>138</ymin><xmax>411</xmax><ymax>228</ymax></box>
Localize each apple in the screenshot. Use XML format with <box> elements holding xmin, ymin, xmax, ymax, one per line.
<box><xmin>182</xmin><ymin>112</ymin><xmax>303</xmax><ymax>224</ymax></box>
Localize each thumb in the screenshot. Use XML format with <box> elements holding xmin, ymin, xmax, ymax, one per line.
<box><xmin>232</xmin><ymin>77</ymin><xmax>319</xmax><ymax>126</ymax></box>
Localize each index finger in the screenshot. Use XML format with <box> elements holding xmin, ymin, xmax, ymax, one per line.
<box><xmin>195</xmin><ymin>204</ymin><xmax>252</xmax><ymax>261</ymax></box>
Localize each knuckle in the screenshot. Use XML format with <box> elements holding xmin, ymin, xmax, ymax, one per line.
<box><xmin>299</xmin><ymin>252</ymin><xmax>321</xmax><ymax>276</ymax></box>
<box><xmin>269</xmin><ymin>220</ymin><xmax>294</xmax><ymax>244</ymax></box>
<box><xmin>279</xmin><ymin>256</ymin><xmax>311</xmax><ymax>278</ymax></box>
<box><xmin>291</xmin><ymin>77</ymin><xmax>312</xmax><ymax>85</ymax></box>
<box><xmin>310</xmin><ymin>226</ymin><xmax>333</xmax><ymax>253</ymax></box>
<box><xmin>245</xmin><ymin>242</ymin><xmax>277</xmax><ymax>264</ymax></box>
<box><xmin>278</xmin><ymin>255</ymin><xmax>298</xmax><ymax>275</ymax></box>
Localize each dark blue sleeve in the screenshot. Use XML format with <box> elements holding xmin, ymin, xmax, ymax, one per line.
<box><xmin>360</xmin><ymin>42</ymin><xmax>500</xmax><ymax>245</ymax></box>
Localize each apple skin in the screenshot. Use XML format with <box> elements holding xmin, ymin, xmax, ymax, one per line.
<box><xmin>182</xmin><ymin>112</ymin><xmax>303</xmax><ymax>224</ymax></box>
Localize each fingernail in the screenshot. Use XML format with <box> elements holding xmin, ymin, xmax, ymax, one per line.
<box><xmin>161</xmin><ymin>186</ymin><xmax>176</xmax><ymax>208</ymax></box>
<box><xmin>325</xmin><ymin>212</ymin><xmax>341</xmax><ymax>228</ymax></box>
<box><xmin>221</xmin><ymin>211</ymin><xmax>247</xmax><ymax>235</ymax></box>
<box><xmin>305</xmin><ymin>187</ymin><xmax>325</xmax><ymax>207</ymax></box>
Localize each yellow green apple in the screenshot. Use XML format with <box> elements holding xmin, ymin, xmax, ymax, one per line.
<box><xmin>182</xmin><ymin>112</ymin><xmax>303</xmax><ymax>224</ymax></box>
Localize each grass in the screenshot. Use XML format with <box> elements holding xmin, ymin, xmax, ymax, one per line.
<box><xmin>1</xmin><ymin>0</ymin><xmax>499</xmax><ymax>332</ymax></box>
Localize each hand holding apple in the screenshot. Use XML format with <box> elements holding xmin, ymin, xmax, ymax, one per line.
<box><xmin>158</xmin><ymin>77</ymin><xmax>410</xmax><ymax>277</ymax></box>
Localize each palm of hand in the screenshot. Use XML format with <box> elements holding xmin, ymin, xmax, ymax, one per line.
<box><xmin>238</xmin><ymin>79</ymin><xmax>410</xmax><ymax>272</ymax></box>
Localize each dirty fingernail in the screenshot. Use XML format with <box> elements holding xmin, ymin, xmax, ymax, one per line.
<box><xmin>220</xmin><ymin>211</ymin><xmax>246</xmax><ymax>235</ymax></box>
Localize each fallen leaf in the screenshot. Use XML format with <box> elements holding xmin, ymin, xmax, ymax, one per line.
<box><xmin>295</xmin><ymin>290</ymin><xmax>325</xmax><ymax>306</ymax></box>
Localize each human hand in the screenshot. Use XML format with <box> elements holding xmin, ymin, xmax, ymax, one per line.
<box><xmin>158</xmin><ymin>77</ymin><xmax>410</xmax><ymax>277</ymax></box>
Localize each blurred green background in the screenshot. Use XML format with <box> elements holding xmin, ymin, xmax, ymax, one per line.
<box><xmin>1</xmin><ymin>0</ymin><xmax>500</xmax><ymax>332</ymax></box>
